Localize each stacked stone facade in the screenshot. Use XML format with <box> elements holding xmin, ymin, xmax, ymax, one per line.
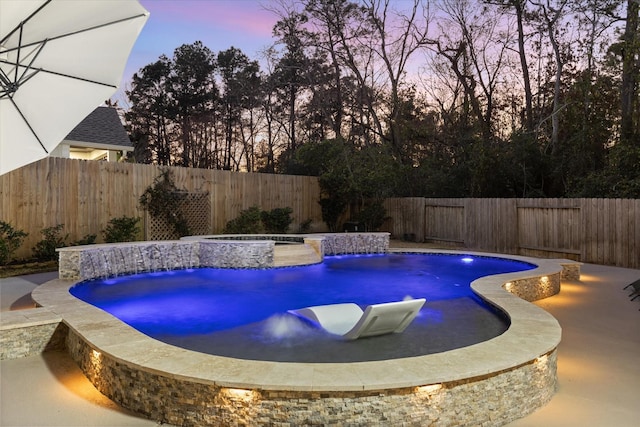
<box><xmin>66</xmin><ymin>328</ymin><xmax>557</xmax><ymax>427</ymax></box>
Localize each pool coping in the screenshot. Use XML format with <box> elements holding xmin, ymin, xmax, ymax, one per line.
<box><xmin>31</xmin><ymin>248</ymin><xmax>564</xmax><ymax>392</ymax></box>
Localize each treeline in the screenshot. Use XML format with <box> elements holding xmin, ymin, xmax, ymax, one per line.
<box><xmin>124</xmin><ymin>0</ymin><xmax>639</xmax><ymax>199</ymax></box>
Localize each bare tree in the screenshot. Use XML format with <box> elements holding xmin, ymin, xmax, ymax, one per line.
<box><xmin>304</xmin><ymin>0</ymin><xmax>382</xmax><ymax>145</ymax></box>
<box><xmin>484</xmin><ymin>0</ymin><xmax>535</xmax><ymax>131</ymax></box>
<box><xmin>621</xmin><ymin>0</ymin><xmax>639</xmax><ymax>143</ymax></box>
<box><xmin>429</xmin><ymin>0</ymin><xmax>513</xmax><ymax>142</ymax></box>
<box><xmin>530</xmin><ymin>0</ymin><xmax>570</xmax><ymax>153</ymax></box>
<box><xmin>363</xmin><ymin>0</ymin><xmax>432</xmax><ymax>157</ymax></box>
<box><xmin>303</xmin><ymin>0</ymin><xmax>348</xmax><ymax>139</ymax></box>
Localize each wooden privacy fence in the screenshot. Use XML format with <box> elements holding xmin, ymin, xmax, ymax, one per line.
<box><xmin>3</xmin><ymin>158</ymin><xmax>638</xmax><ymax>268</ymax></box>
<box><xmin>0</xmin><ymin>157</ymin><xmax>323</xmax><ymax>259</ymax></box>
<box><xmin>384</xmin><ymin>198</ymin><xmax>640</xmax><ymax>269</ymax></box>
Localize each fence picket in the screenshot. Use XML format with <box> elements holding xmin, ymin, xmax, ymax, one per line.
<box><xmin>2</xmin><ymin>159</ymin><xmax>638</xmax><ymax>268</ymax></box>
<box><xmin>383</xmin><ymin>196</ymin><xmax>639</xmax><ymax>268</ymax></box>
<box><xmin>0</xmin><ymin>158</ymin><xmax>323</xmax><ymax>258</ymax></box>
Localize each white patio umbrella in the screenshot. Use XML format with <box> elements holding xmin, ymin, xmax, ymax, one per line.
<box><xmin>0</xmin><ymin>0</ymin><xmax>149</xmax><ymax>175</ymax></box>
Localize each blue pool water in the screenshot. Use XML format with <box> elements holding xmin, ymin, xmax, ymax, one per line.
<box><xmin>70</xmin><ymin>253</ymin><xmax>536</xmax><ymax>362</ymax></box>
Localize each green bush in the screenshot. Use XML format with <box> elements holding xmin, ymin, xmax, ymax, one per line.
<box><xmin>356</xmin><ymin>201</ymin><xmax>387</xmax><ymax>232</ymax></box>
<box><xmin>0</xmin><ymin>221</ymin><xmax>28</xmax><ymax>265</ymax></box>
<box><xmin>298</xmin><ymin>218</ymin><xmax>313</xmax><ymax>233</ymax></box>
<box><xmin>103</xmin><ymin>216</ymin><xmax>141</xmax><ymax>243</ymax></box>
<box><xmin>223</xmin><ymin>206</ymin><xmax>264</xmax><ymax>234</ymax></box>
<box><xmin>223</xmin><ymin>206</ymin><xmax>296</xmax><ymax>234</ymax></box>
<box><xmin>32</xmin><ymin>224</ymin><xmax>67</xmax><ymax>261</ymax></box>
<box><xmin>140</xmin><ymin>170</ymin><xmax>190</xmax><ymax>237</ymax></box>
<box><xmin>73</xmin><ymin>234</ymin><xmax>97</xmax><ymax>246</ymax></box>
<box><xmin>319</xmin><ymin>197</ymin><xmax>347</xmax><ymax>232</ymax></box>
<box><xmin>261</xmin><ymin>207</ymin><xmax>293</xmax><ymax>233</ymax></box>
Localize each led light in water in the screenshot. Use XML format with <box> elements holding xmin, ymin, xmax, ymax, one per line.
<box><xmin>461</xmin><ymin>257</ymin><xmax>474</xmax><ymax>263</ymax></box>
<box><xmin>263</xmin><ymin>314</ymin><xmax>309</xmax><ymax>339</ymax></box>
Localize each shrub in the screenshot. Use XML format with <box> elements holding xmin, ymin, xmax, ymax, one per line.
<box><xmin>356</xmin><ymin>201</ymin><xmax>387</xmax><ymax>232</ymax></box>
<box><xmin>73</xmin><ymin>234</ymin><xmax>97</xmax><ymax>246</ymax></box>
<box><xmin>103</xmin><ymin>216</ymin><xmax>141</xmax><ymax>243</ymax></box>
<box><xmin>223</xmin><ymin>206</ymin><xmax>297</xmax><ymax>234</ymax></box>
<box><xmin>32</xmin><ymin>224</ymin><xmax>67</xmax><ymax>261</ymax></box>
<box><xmin>0</xmin><ymin>221</ymin><xmax>28</xmax><ymax>265</ymax></box>
<box><xmin>261</xmin><ymin>207</ymin><xmax>293</xmax><ymax>233</ymax></box>
<box><xmin>223</xmin><ymin>206</ymin><xmax>264</xmax><ymax>234</ymax></box>
<box><xmin>140</xmin><ymin>170</ymin><xmax>190</xmax><ymax>237</ymax></box>
<box><xmin>319</xmin><ymin>197</ymin><xmax>347</xmax><ymax>232</ymax></box>
<box><xmin>298</xmin><ymin>218</ymin><xmax>313</xmax><ymax>233</ymax></box>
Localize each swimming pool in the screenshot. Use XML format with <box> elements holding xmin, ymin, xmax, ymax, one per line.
<box><xmin>70</xmin><ymin>253</ymin><xmax>536</xmax><ymax>362</ymax></box>
<box><xmin>43</xmin><ymin>236</ymin><xmax>565</xmax><ymax>425</ymax></box>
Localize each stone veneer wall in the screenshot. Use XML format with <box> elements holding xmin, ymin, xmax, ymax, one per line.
<box><xmin>0</xmin><ymin>313</ymin><xmax>67</xmax><ymax>360</ymax></box>
<box><xmin>58</xmin><ymin>240</ymin><xmax>274</xmax><ymax>281</ymax></box>
<box><xmin>504</xmin><ymin>273</ymin><xmax>561</xmax><ymax>302</ymax></box>
<box><xmin>66</xmin><ymin>327</ymin><xmax>557</xmax><ymax>427</ymax></box>
<box><xmin>320</xmin><ymin>232</ymin><xmax>389</xmax><ymax>255</ymax></box>
<box><xmin>58</xmin><ymin>233</ymin><xmax>390</xmax><ymax>281</ymax></box>
<box><xmin>198</xmin><ymin>241</ymin><xmax>273</xmax><ymax>269</ymax></box>
<box><xmin>559</xmin><ymin>262</ymin><xmax>581</xmax><ymax>280</ymax></box>
<box><xmin>58</xmin><ymin>241</ymin><xmax>199</xmax><ymax>281</ymax></box>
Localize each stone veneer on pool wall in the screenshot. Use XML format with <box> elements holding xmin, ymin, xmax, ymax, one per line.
<box><xmin>19</xmin><ymin>233</ymin><xmax>573</xmax><ymax>426</ymax></box>
<box><xmin>57</xmin><ymin>233</ymin><xmax>391</xmax><ymax>281</ymax></box>
<box><xmin>64</xmin><ymin>326</ymin><xmax>557</xmax><ymax>426</ymax></box>
<box><xmin>0</xmin><ymin>313</ymin><xmax>67</xmax><ymax>359</ymax></box>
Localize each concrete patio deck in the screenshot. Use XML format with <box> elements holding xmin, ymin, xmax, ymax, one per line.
<box><xmin>1</xmin><ymin>260</ymin><xmax>639</xmax><ymax>426</ymax></box>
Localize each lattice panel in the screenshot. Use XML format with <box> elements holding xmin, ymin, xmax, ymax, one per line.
<box><xmin>146</xmin><ymin>192</ymin><xmax>210</xmax><ymax>240</ymax></box>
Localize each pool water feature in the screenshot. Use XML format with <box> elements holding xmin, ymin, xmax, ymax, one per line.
<box><xmin>70</xmin><ymin>253</ymin><xmax>535</xmax><ymax>362</ymax></box>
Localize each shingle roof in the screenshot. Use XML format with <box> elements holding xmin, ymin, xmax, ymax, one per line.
<box><xmin>64</xmin><ymin>106</ymin><xmax>132</xmax><ymax>148</ymax></box>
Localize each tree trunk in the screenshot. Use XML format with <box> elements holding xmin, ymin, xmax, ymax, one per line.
<box><xmin>515</xmin><ymin>0</ymin><xmax>534</xmax><ymax>131</ymax></box>
<box><xmin>621</xmin><ymin>0</ymin><xmax>639</xmax><ymax>143</ymax></box>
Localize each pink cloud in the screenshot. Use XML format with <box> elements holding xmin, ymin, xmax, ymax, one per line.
<box><xmin>115</xmin><ymin>1</ymin><xmax>280</xmax><ymax>104</ymax></box>
<box><xmin>141</xmin><ymin>0</ymin><xmax>276</xmax><ymax>38</ymax></box>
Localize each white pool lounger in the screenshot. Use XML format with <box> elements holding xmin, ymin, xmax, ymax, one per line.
<box><xmin>288</xmin><ymin>298</ymin><xmax>426</xmax><ymax>340</ymax></box>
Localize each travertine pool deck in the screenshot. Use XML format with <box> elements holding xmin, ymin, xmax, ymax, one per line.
<box><xmin>1</xmin><ymin>258</ymin><xmax>639</xmax><ymax>426</ymax></box>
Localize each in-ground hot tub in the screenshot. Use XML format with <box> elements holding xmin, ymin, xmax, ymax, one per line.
<box><xmin>34</xmin><ymin>233</ymin><xmax>566</xmax><ymax>426</ymax></box>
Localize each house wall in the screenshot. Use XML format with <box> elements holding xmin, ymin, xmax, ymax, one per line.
<box><xmin>50</xmin><ymin>143</ymin><xmax>125</xmax><ymax>161</ymax></box>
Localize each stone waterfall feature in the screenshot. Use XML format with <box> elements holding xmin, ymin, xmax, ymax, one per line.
<box><xmin>58</xmin><ymin>233</ymin><xmax>390</xmax><ymax>281</ymax></box>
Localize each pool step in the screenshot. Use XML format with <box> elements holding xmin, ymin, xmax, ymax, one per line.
<box><xmin>273</xmin><ymin>244</ymin><xmax>322</xmax><ymax>267</ymax></box>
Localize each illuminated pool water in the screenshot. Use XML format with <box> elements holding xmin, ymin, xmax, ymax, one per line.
<box><xmin>70</xmin><ymin>253</ymin><xmax>535</xmax><ymax>362</ymax></box>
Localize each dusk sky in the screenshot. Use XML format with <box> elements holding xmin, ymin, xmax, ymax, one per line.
<box><xmin>117</xmin><ymin>0</ymin><xmax>280</xmax><ymax>103</ymax></box>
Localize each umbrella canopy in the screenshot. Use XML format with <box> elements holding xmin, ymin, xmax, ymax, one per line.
<box><xmin>0</xmin><ymin>0</ymin><xmax>149</xmax><ymax>175</ymax></box>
